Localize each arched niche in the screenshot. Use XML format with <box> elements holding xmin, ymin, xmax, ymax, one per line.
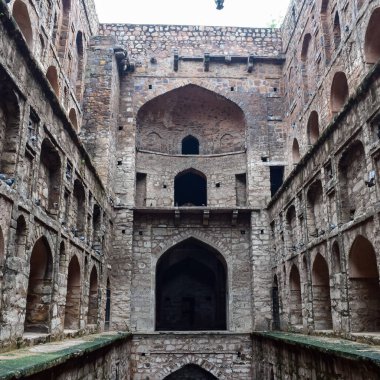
<box><xmin>348</xmin><ymin>236</ymin><xmax>380</xmax><ymax>332</ymax></box>
<box><xmin>69</xmin><ymin>108</ymin><xmax>78</xmax><ymax>130</ymax></box>
<box><xmin>104</xmin><ymin>277</ymin><xmax>111</xmax><ymax>330</ymax></box>
<box><xmin>272</xmin><ymin>275</ymin><xmax>280</xmax><ymax>330</ymax></box>
<box><xmin>333</xmin><ymin>12</ymin><xmax>341</xmax><ymax>49</ymax></box>
<box><xmin>73</xmin><ymin>179</ymin><xmax>86</xmax><ymax>235</ymax></box>
<box><xmin>87</xmin><ymin>266</ymin><xmax>98</xmax><ymax>325</ymax></box>
<box><xmin>136</xmin><ymin>84</ymin><xmax>246</xmax><ymax>154</ymax></box>
<box><xmin>164</xmin><ymin>364</ymin><xmax>217</xmax><ymax>380</ymax></box>
<box><xmin>46</xmin><ymin>66</ymin><xmax>60</xmax><ymax>97</ymax></box>
<box><xmin>365</xmin><ymin>8</ymin><xmax>380</xmax><ymax>64</ymax></box>
<box><xmin>289</xmin><ymin>264</ymin><xmax>302</xmax><ymax>325</ymax></box>
<box><xmin>64</xmin><ymin>255</ymin><xmax>81</xmax><ymax>329</ymax></box>
<box><xmin>174</xmin><ymin>169</ymin><xmax>207</xmax><ymax>207</ymax></box>
<box><xmin>12</xmin><ymin>0</ymin><xmax>33</xmax><ymax>49</ymax></box>
<box><xmin>156</xmin><ymin>238</ymin><xmax>227</xmax><ymax>331</ymax></box>
<box><xmin>330</xmin><ymin>72</ymin><xmax>348</xmax><ymax>115</ymax></box>
<box><xmin>307</xmin><ymin>111</ymin><xmax>320</xmax><ymax>145</ymax></box>
<box><xmin>24</xmin><ymin>237</ymin><xmax>53</xmax><ymax>333</ymax></box>
<box><xmin>306</xmin><ymin>180</ymin><xmax>323</xmax><ymax>235</ymax></box>
<box><xmin>182</xmin><ymin>135</ymin><xmax>199</xmax><ymax>155</ymax></box>
<box><xmin>292</xmin><ymin>138</ymin><xmax>300</xmax><ymax>164</ymax></box>
<box><xmin>312</xmin><ymin>253</ymin><xmax>332</xmax><ymax>330</ymax></box>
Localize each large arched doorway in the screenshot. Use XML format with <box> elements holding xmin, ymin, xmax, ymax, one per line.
<box><xmin>156</xmin><ymin>239</ymin><xmax>227</xmax><ymax>331</ymax></box>
<box><xmin>164</xmin><ymin>364</ymin><xmax>217</xmax><ymax>379</ymax></box>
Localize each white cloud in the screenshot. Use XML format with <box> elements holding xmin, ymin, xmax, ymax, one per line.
<box><xmin>94</xmin><ymin>0</ymin><xmax>290</xmax><ymax>28</ymax></box>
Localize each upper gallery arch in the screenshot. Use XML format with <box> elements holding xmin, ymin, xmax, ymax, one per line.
<box><xmin>136</xmin><ymin>84</ymin><xmax>246</xmax><ymax>155</ymax></box>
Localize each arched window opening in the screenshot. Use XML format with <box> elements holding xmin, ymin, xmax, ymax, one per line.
<box><xmin>333</xmin><ymin>12</ymin><xmax>341</xmax><ymax>49</ymax></box>
<box><xmin>156</xmin><ymin>239</ymin><xmax>227</xmax><ymax>331</ymax></box>
<box><xmin>338</xmin><ymin>141</ymin><xmax>366</xmax><ymax>222</ymax></box>
<box><xmin>39</xmin><ymin>139</ymin><xmax>61</xmax><ymax>214</ymax></box>
<box><xmin>69</xmin><ymin>108</ymin><xmax>78</xmax><ymax>131</ymax></box>
<box><xmin>87</xmin><ymin>266</ymin><xmax>98</xmax><ymax>325</ymax></box>
<box><xmin>164</xmin><ymin>365</ymin><xmax>217</xmax><ymax>380</ymax></box>
<box><xmin>272</xmin><ymin>275</ymin><xmax>280</xmax><ymax>330</ymax></box>
<box><xmin>312</xmin><ymin>253</ymin><xmax>332</xmax><ymax>330</ymax></box>
<box><xmin>0</xmin><ymin>86</ymin><xmax>21</xmax><ymax>176</ymax></box>
<box><xmin>105</xmin><ymin>277</ymin><xmax>111</xmax><ymax>330</ymax></box>
<box><xmin>320</xmin><ymin>0</ymin><xmax>331</xmax><ymax>63</ymax></box>
<box><xmin>292</xmin><ymin>138</ymin><xmax>300</xmax><ymax>164</ymax></box>
<box><xmin>12</xmin><ymin>0</ymin><xmax>33</xmax><ymax>49</ymax></box>
<box><xmin>58</xmin><ymin>0</ymin><xmax>71</xmax><ymax>57</ymax></box>
<box><xmin>73</xmin><ymin>179</ymin><xmax>86</xmax><ymax>236</ymax></box>
<box><xmin>92</xmin><ymin>204</ymin><xmax>101</xmax><ymax>249</ymax></box>
<box><xmin>24</xmin><ymin>237</ymin><xmax>53</xmax><ymax>333</ymax></box>
<box><xmin>306</xmin><ymin>180</ymin><xmax>323</xmax><ymax>236</ymax></box>
<box><xmin>349</xmin><ymin>236</ymin><xmax>380</xmax><ymax>332</ymax></box>
<box><xmin>307</xmin><ymin>111</ymin><xmax>320</xmax><ymax>144</ymax></box>
<box><xmin>289</xmin><ymin>265</ymin><xmax>302</xmax><ymax>325</ymax></box>
<box><xmin>181</xmin><ymin>135</ymin><xmax>199</xmax><ymax>155</ymax></box>
<box><xmin>331</xmin><ymin>241</ymin><xmax>341</xmax><ymax>274</ymax></box>
<box><xmin>330</xmin><ymin>72</ymin><xmax>348</xmax><ymax>115</ymax></box>
<box><xmin>64</xmin><ymin>255</ymin><xmax>81</xmax><ymax>329</ymax></box>
<box><xmin>301</xmin><ymin>33</ymin><xmax>312</xmax><ymax>103</ymax></box>
<box><xmin>59</xmin><ymin>241</ymin><xmax>66</xmax><ymax>272</ymax></box>
<box><xmin>365</xmin><ymin>8</ymin><xmax>380</xmax><ymax>64</ymax></box>
<box><xmin>15</xmin><ymin>216</ymin><xmax>27</xmax><ymax>258</ymax></box>
<box><xmin>174</xmin><ymin>169</ymin><xmax>207</xmax><ymax>206</ymax></box>
<box><xmin>75</xmin><ymin>31</ymin><xmax>84</xmax><ymax>100</ymax></box>
<box><xmin>46</xmin><ymin>66</ymin><xmax>60</xmax><ymax>97</ymax></box>
<box><xmin>286</xmin><ymin>205</ymin><xmax>297</xmax><ymax>246</ymax></box>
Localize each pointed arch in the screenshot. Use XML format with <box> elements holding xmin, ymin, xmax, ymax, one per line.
<box><xmin>306</xmin><ymin>179</ymin><xmax>323</xmax><ymax>235</ymax></box>
<box><xmin>15</xmin><ymin>215</ymin><xmax>27</xmax><ymax>258</ymax></box>
<box><xmin>330</xmin><ymin>71</ymin><xmax>348</xmax><ymax>115</ymax></box>
<box><xmin>73</xmin><ymin>179</ymin><xmax>86</xmax><ymax>235</ymax></box>
<box><xmin>64</xmin><ymin>255</ymin><xmax>81</xmax><ymax>329</ymax></box>
<box><xmin>174</xmin><ymin>168</ymin><xmax>207</xmax><ymax>206</ymax></box>
<box><xmin>156</xmin><ymin>237</ymin><xmax>227</xmax><ymax>331</ymax></box>
<box><xmin>365</xmin><ymin>7</ymin><xmax>380</xmax><ymax>64</ymax></box>
<box><xmin>164</xmin><ymin>364</ymin><xmax>217</xmax><ymax>379</ymax></box>
<box><xmin>87</xmin><ymin>266</ymin><xmax>98</xmax><ymax>324</ymax></box>
<box><xmin>348</xmin><ymin>235</ymin><xmax>380</xmax><ymax>332</ymax></box>
<box><xmin>333</xmin><ymin>12</ymin><xmax>341</xmax><ymax>49</ymax></box>
<box><xmin>312</xmin><ymin>253</ymin><xmax>332</xmax><ymax>330</ymax></box>
<box><xmin>289</xmin><ymin>264</ymin><xmax>302</xmax><ymax>325</ymax></box>
<box><xmin>292</xmin><ymin>138</ymin><xmax>300</xmax><ymax>164</ymax></box>
<box><xmin>307</xmin><ymin>111</ymin><xmax>320</xmax><ymax>144</ymax></box>
<box><xmin>301</xmin><ymin>33</ymin><xmax>312</xmax><ymax>103</ymax></box>
<box><xmin>331</xmin><ymin>241</ymin><xmax>341</xmax><ymax>274</ymax></box>
<box><xmin>24</xmin><ymin>236</ymin><xmax>53</xmax><ymax>332</ymax></box>
<box><xmin>46</xmin><ymin>66</ymin><xmax>60</xmax><ymax>97</ymax></box>
<box><xmin>12</xmin><ymin>0</ymin><xmax>33</xmax><ymax>49</ymax></box>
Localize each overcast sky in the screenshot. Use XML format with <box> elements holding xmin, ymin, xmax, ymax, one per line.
<box><xmin>94</xmin><ymin>0</ymin><xmax>291</xmax><ymax>28</ymax></box>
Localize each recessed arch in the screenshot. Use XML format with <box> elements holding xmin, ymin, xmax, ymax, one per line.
<box><xmin>136</xmin><ymin>84</ymin><xmax>246</xmax><ymax>154</ymax></box>
<box><xmin>156</xmin><ymin>238</ymin><xmax>227</xmax><ymax>331</ymax></box>
<box><xmin>164</xmin><ymin>364</ymin><xmax>217</xmax><ymax>380</ymax></box>
<box><xmin>272</xmin><ymin>274</ymin><xmax>280</xmax><ymax>329</ymax></box>
<box><xmin>286</xmin><ymin>205</ymin><xmax>297</xmax><ymax>246</ymax></box>
<box><xmin>306</xmin><ymin>180</ymin><xmax>323</xmax><ymax>235</ymax></box>
<box><xmin>73</xmin><ymin>179</ymin><xmax>86</xmax><ymax>235</ymax></box>
<box><xmin>15</xmin><ymin>215</ymin><xmax>27</xmax><ymax>258</ymax></box>
<box><xmin>24</xmin><ymin>236</ymin><xmax>53</xmax><ymax>332</ymax></box>
<box><xmin>87</xmin><ymin>266</ymin><xmax>98</xmax><ymax>325</ymax></box>
<box><xmin>46</xmin><ymin>66</ymin><xmax>60</xmax><ymax>97</ymax></box>
<box><xmin>75</xmin><ymin>31</ymin><xmax>84</xmax><ymax>100</ymax></box>
<box><xmin>365</xmin><ymin>7</ymin><xmax>380</xmax><ymax>64</ymax></box>
<box><xmin>307</xmin><ymin>111</ymin><xmax>320</xmax><ymax>144</ymax></box>
<box><xmin>348</xmin><ymin>236</ymin><xmax>380</xmax><ymax>332</ymax></box>
<box><xmin>333</xmin><ymin>12</ymin><xmax>341</xmax><ymax>49</ymax></box>
<box><xmin>330</xmin><ymin>71</ymin><xmax>348</xmax><ymax>114</ymax></box>
<box><xmin>64</xmin><ymin>255</ymin><xmax>81</xmax><ymax>329</ymax></box>
<box><xmin>292</xmin><ymin>138</ymin><xmax>300</xmax><ymax>164</ymax></box>
<box><xmin>12</xmin><ymin>0</ymin><xmax>33</xmax><ymax>49</ymax></box>
<box><xmin>331</xmin><ymin>241</ymin><xmax>341</xmax><ymax>274</ymax></box>
<box><xmin>105</xmin><ymin>277</ymin><xmax>111</xmax><ymax>330</ymax></box>
<box><xmin>312</xmin><ymin>253</ymin><xmax>332</xmax><ymax>330</ymax></box>
<box><xmin>289</xmin><ymin>264</ymin><xmax>302</xmax><ymax>325</ymax></box>
<box><xmin>69</xmin><ymin>108</ymin><xmax>78</xmax><ymax>130</ymax></box>
<box><xmin>174</xmin><ymin>168</ymin><xmax>207</xmax><ymax>206</ymax></box>
<box><xmin>182</xmin><ymin>135</ymin><xmax>199</xmax><ymax>155</ymax></box>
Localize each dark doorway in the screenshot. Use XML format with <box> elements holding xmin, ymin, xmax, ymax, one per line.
<box><xmin>174</xmin><ymin>169</ymin><xmax>207</xmax><ymax>206</ymax></box>
<box><xmin>156</xmin><ymin>239</ymin><xmax>227</xmax><ymax>331</ymax></box>
<box><xmin>164</xmin><ymin>364</ymin><xmax>218</xmax><ymax>379</ymax></box>
<box><xmin>272</xmin><ymin>275</ymin><xmax>280</xmax><ymax>330</ymax></box>
<box><xmin>182</xmin><ymin>135</ymin><xmax>199</xmax><ymax>155</ymax></box>
<box><xmin>270</xmin><ymin>166</ymin><xmax>284</xmax><ymax>196</ymax></box>
<box><xmin>105</xmin><ymin>278</ymin><xmax>111</xmax><ymax>331</ymax></box>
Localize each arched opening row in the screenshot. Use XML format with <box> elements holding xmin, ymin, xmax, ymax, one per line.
<box><xmin>21</xmin><ymin>236</ymin><xmax>110</xmax><ymax>333</ymax></box>
<box><xmin>273</xmin><ymin>235</ymin><xmax>380</xmax><ymax>333</ymax></box>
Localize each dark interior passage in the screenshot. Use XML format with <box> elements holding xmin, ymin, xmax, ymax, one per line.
<box><xmin>270</xmin><ymin>166</ymin><xmax>284</xmax><ymax>197</ymax></box>
<box><xmin>182</xmin><ymin>135</ymin><xmax>199</xmax><ymax>155</ymax></box>
<box><xmin>174</xmin><ymin>170</ymin><xmax>207</xmax><ymax>206</ymax></box>
<box><xmin>156</xmin><ymin>239</ymin><xmax>227</xmax><ymax>331</ymax></box>
<box><xmin>164</xmin><ymin>364</ymin><xmax>218</xmax><ymax>379</ymax></box>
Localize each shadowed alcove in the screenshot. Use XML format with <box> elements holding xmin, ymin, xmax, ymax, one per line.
<box><xmin>156</xmin><ymin>238</ymin><xmax>227</xmax><ymax>331</ymax></box>
<box><xmin>164</xmin><ymin>364</ymin><xmax>218</xmax><ymax>379</ymax></box>
<box><xmin>174</xmin><ymin>169</ymin><xmax>207</xmax><ymax>206</ymax></box>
